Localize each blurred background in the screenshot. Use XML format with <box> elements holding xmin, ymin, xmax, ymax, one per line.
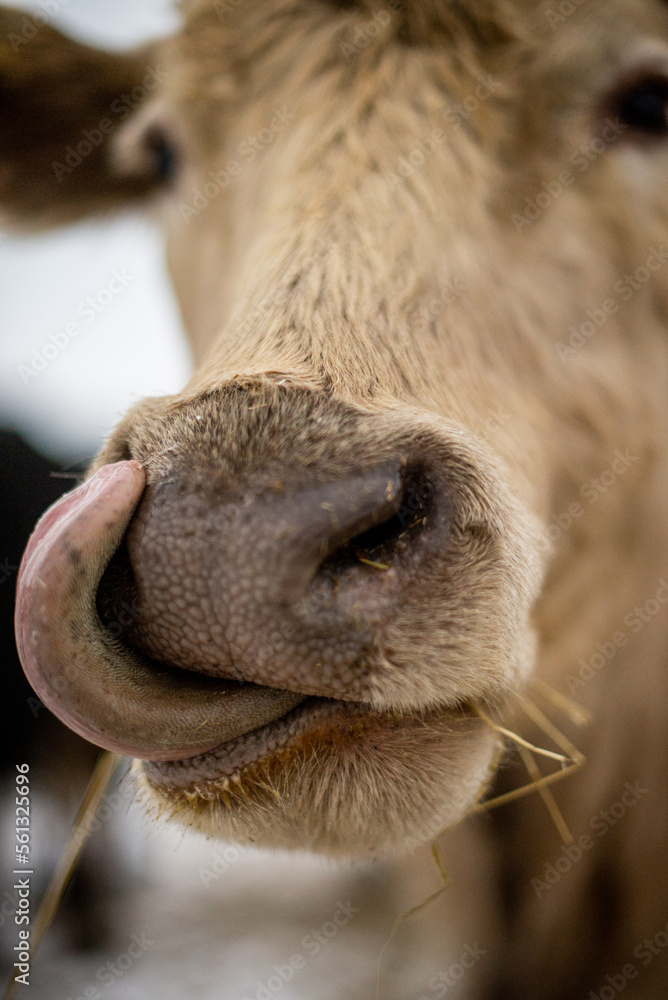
<box><xmin>0</xmin><ymin>3</ymin><xmax>432</xmax><ymax>998</ymax></box>
<box><xmin>0</xmin><ymin>1</ymin><xmax>186</xmax><ymax>463</ymax></box>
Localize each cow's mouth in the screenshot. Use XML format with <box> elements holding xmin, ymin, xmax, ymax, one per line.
<box><xmin>14</xmin><ymin>459</ymin><xmax>440</xmax><ymax>765</ymax></box>
<box><xmin>136</xmin><ymin>687</ymin><xmax>499</xmax><ymax>859</ymax></box>
<box><xmin>140</xmin><ymin>694</ymin><xmax>487</xmax><ymax>802</ymax></box>
<box><xmin>10</xmin><ymin>451</ymin><xmax>473</xmax><ymax>783</ymax></box>
<box><xmin>14</xmin><ymin>462</ymin><xmax>307</xmax><ymax>761</ymax></box>
<box><xmin>15</xmin><ymin>394</ymin><xmax>544</xmax><ymax>807</ymax></box>
<box><xmin>141</xmin><ymin>696</ymin><xmax>353</xmax><ymax>789</ymax></box>
<box><xmin>14</xmin><ymin>397</ymin><xmax>543</xmax><ymax>851</ymax></box>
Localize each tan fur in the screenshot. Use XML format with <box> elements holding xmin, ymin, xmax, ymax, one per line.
<box><xmin>4</xmin><ymin>1</ymin><xmax>668</xmax><ymax>995</ymax></box>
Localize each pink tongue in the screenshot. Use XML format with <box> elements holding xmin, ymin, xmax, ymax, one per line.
<box><xmin>15</xmin><ymin>461</ymin><xmax>147</xmax><ymax>750</ymax></box>
<box><xmin>14</xmin><ymin>461</ymin><xmax>303</xmax><ymax>760</ymax></box>
<box><xmin>17</xmin><ymin>462</ymin><xmax>144</xmax><ymax>585</ymax></box>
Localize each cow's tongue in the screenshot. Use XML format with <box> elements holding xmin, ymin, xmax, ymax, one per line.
<box><xmin>14</xmin><ymin>462</ymin><xmax>303</xmax><ymax>761</ymax></box>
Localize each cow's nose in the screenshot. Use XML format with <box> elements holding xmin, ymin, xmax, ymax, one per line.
<box><xmin>98</xmin><ymin>459</ymin><xmax>439</xmax><ymax>697</ymax></box>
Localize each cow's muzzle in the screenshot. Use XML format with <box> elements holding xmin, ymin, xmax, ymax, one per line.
<box><xmin>15</xmin><ymin>388</ymin><xmax>544</xmax><ymax>765</ymax></box>
<box><xmin>14</xmin><ymin>462</ymin><xmax>305</xmax><ymax>760</ymax></box>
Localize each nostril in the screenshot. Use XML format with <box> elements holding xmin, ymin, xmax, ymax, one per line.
<box><xmin>315</xmin><ymin>463</ymin><xmax>435</xmax><ymax>580</ymax></box>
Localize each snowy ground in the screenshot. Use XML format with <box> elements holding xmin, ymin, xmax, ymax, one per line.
<box><xmin>1</xmin><ymin>766</ymin><xmax>445</xmax><ymax>1000</ymax></box>
<box><xmin>23</xmin><ymin>790</ymin><xmax>415</xmax><ymax>1000</ymax></box>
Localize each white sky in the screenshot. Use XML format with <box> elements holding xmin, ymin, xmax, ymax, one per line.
<box><xmin>0</xmin><ymin>0</ymin><xmax>188</xmax><ymax>463</ymax></box>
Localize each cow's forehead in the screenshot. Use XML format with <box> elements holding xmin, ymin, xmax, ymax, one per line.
<box><xmin>179</xmin><ymin>0</ymin><xmax>523</xmax><ymax>49</ymax></box>
<box><xmin>170</xmin><ymin>0</ymin><xmax>524</xmax><ymax>119</ymax></box>
<box><xmin>162</xmin><ymin>0</ymin><xmax>668</xmax><ymax>164</ymax></box>
<box><xmin>178</xmin><ymin>0</ymin><xmax>667</xmax><ymax>48</ymax></box>
<box><xmin>170</xmin><ymin>0</ymin><xmax>668</xmax><ymax>113</ymax></box>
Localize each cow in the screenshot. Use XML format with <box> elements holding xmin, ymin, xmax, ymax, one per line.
<box><xmin>3</xmin><ymin>1</ymin><xmax>668</xmax><ymax>996</ymax></box>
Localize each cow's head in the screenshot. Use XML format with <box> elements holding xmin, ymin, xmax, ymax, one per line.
<box><xmin>7</xmin><ymin>0</ymin><xmax>668</xmax><ymax>854</ymax></box>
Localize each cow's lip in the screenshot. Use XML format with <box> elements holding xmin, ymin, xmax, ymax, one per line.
<box><xmin>141</xmin><ymin>696</ymin><xmax>367</xmax><ymax>791</ymax></box>
<box><xmin>14</xmin><ymin>461</ymin><xmax>306</xmax><ymax>761</ymax></box>
<box><xmin>140</xmin><ymin>695</ymin><xmax>482</xmax><ymax>795</ymax></box>
<box><xmin>13</xmin><ymin>459</ymin><xmax>385</xmax><ymax>765</ymax></box>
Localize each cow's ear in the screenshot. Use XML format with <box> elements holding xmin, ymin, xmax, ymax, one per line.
<box><xmin>0</xmin><ymin>6</ymin><xmax>170</xmax><ymax>229</ymax></box>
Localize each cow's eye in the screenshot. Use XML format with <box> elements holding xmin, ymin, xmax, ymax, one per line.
<box><xmin>143</xmin><ymin>124</ymin><xmax>179</xmax><ymax>183</ymax></box>
<box><xmin>611</xmin><ymin>75</ymin><xmax>668</xmax><ymax>136</ymax></box>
